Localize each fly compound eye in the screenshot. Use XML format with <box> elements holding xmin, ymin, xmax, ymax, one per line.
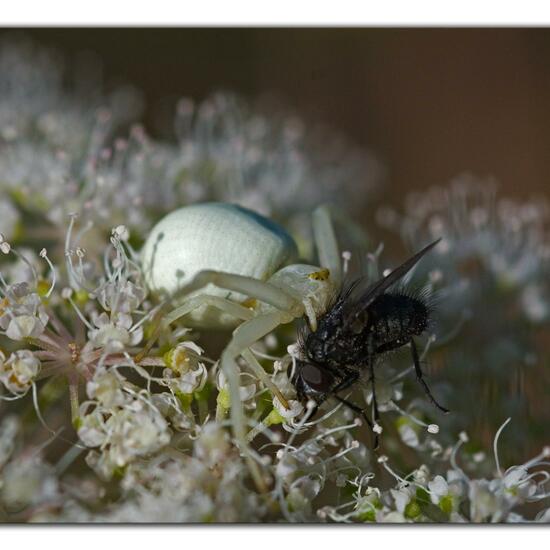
<box><xmin>300</xmin><ymin>363</ymin><xmax>333</xmax><ymax>393</ymax></box>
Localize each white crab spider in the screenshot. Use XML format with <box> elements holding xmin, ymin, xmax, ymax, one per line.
<box><xmin>142</xmin><ymin>202</ymin><xmax>341</xmax><ymax>330</ymax></box>
<box><xmin>141</xmin><ymin>202</ymin><xmax>342</xmax><ymax>488</ymax></box>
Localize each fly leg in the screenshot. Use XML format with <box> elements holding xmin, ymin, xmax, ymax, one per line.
<box><xmin>305</xmin><ymin>368</ymin><xmax>356</xmax><ymax>418</ymax></box>
<box><xmin>410</xmin><ymin>338</ymin><xmax>449</xmax><ymax>414</ymax></box>
<box><xmin>328</xmin><ymin>371</ymin><xmax>377</xmax><ymax>448</ymax></box>
<box><xmin>333</xmin><ymin>395</ymin><xmax>378</xmax><ymax>449</ymax></box>
<box><xmin>329</xmin><ymin>370</ymin><xmax>372</xmax><ymax>426</ymax></box>
<box><xmin>332</xmin><ymin>396</ymin><xmax>374</xmax><ymax>431</ymax></box>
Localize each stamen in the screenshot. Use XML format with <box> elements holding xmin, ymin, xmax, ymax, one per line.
<box><xmin>64</xmin><ymin>213</ymin><xmax>79</xmax><ymax>287</ymax></box>
<box><xmin>377</xmin><ymin>455</ymin><xmax>410</xmax><ymax>488</ymax></box>
<box><xmin>494</xmin><ymin>417</ymin><xmax>512</xmax><ymax>477</ymax></box>
<box><xmin>0</xmin><ymin>394</ymin><xmax>24</xmax><ymax>401</ymax></box>
<box><xmin>62</xmin><ymin>288</ymin><xmax>94</xmax><ymax>331</ymax></box>
<box><xmin>449</xmin><ymin>432</ymin><xmax>469</xmax><ymax>482</ymax></box>
<box><xmin>0</xmin><ymin>271</ymin><xmax>10</xmax><ymax>292</ymax></box>
<box><xmin>73</xmin><ymin>219</ymin><xmax>94</xmax><ymax>250</ymax></box>
<box><xmin>342</xmin><ymin>250</ymin><xmax>352</xmax><ymax>275</ymax></box>
<box><xmin>313</xmin><ymin>418</ymin><xmax>363</xmax><ymax>443</ymax></box>
<box><xmin>39</xmin><ymin>248</ymin><xmax>57</xmax><ymax>298</ymax></box>
<box><xmin>322</xmin><ymin>440</ymin><xmax>361</xmax><ymax>464</ymax></box>
<box><xmin>246</xmin><ymin>419</ymin><xmax>283</xmax><ymax>443</ymax></box>
<box><xmin>366</xmin><ymin>242</ymin><xmax>384</xmax><ymax>280</ymax></box>
<box><xmin>522</xmin><ymin>446</ymin><xmax>550</xmax><ymax>470</ymax></box>
<box><xmin>31</xmin><ymin>382</ymin><xmax>58</xmax><ymax>437</ymax></box>
<box><xmin>389</xmin><ymin>400</ymin><xmax>439</xmax><ymax>434</ymax></box>
<box><xmin>303</xmin><ymin>400</ymin><xmax>345</xmax><ymax>428</ymax></box>
<box><xmin>10</xmin><ymin>248</ymin><xmax>39</xmax><ymax>286</ymax></box>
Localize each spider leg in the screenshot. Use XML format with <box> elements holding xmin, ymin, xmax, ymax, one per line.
<box><xmin>410</xmin><ymin>338</ymin><xmax>449</xmax><ymax>414</ymax></box>
<box><xmin>312</xmin><ymin>205</ymin><xmax>342</xmax><ymax>288</ymax></box>
<box><xmin>136</xmin><ymin>294</ymin><xmax>254</xmax><ymax>361</ymax></box>
<box><xmin>136</xmin><ymin>271</ymin><xmax>302</xmax><ymax>360</ymax></box>
<box><xmin>221</xmin><ymin>311</ymin><xmax>291</xmax><ymax>493</ymax></box>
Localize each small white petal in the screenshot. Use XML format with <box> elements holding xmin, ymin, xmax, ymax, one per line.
<box><xmin>428</xmin><ymin>475</ymin><xmax>449</xmax><ymax>498</ymax></box>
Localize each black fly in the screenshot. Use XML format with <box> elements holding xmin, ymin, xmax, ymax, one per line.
<box><xmin>291</xmin><ymin>239</ymin><xmax>448</xmax><ymax>449</ymax></box>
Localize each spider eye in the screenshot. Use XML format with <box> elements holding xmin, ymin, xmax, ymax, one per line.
<box><xmin>299</xmin><ymin>363</ymin><xmax>333</xmax><ymax>393</ymax></box>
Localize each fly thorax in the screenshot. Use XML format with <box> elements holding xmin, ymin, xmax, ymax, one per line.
<box><xmin>305</xmin><ymin>313</ymin><xmax>348</xmax><ymax>366</ymax></box>
<box><xmin>305</xmin><ymin>330</ymin><xmax>330</xmax><ymax>364</ymax></box>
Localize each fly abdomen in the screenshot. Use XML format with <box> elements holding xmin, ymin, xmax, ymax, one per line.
<box><xmin>368</xmin><ymin>292</ymin><xmax>429</xmax><ymax>352</ymax></box>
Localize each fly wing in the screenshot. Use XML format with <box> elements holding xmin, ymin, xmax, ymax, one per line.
<box><xmin>341</xmin><ymin>238</ymin><xmax>441</xmax><ymax>328</ymax></box>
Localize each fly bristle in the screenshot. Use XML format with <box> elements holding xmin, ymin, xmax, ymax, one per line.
<box><xmin>296</xmin><ymin>321</ymin><xmax>310</xmax><ymax>349</ymax></box>
<box><xmin>391</xmin><ymin>284</ymin><xmax>435</xmax><ymax>315</ymax></box>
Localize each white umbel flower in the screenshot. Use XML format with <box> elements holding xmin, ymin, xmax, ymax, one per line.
<box><xmin>0</xmin><ymin>349</ymin><xmax>40</xmax><ymax>395</ymax></box>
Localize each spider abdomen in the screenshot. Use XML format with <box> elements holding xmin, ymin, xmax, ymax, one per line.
<box><xmin>141</xmin><ymin>202</ymin><xmax>298</xmax><ymax>328</ymax></box>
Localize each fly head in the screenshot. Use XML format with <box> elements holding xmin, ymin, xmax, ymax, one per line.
<box><xmin>291</xmin><ymin>359</ymin><xmax>336</xmax><ymax>403</ymax></box>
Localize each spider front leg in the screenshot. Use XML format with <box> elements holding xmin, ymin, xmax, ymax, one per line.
<box><xmin>163</xmin><ymin>294</ymin><xmax>255</xmax><ymax>325</ymax></box>
<box><xmin>163</xmin><ymin>293</ymin><xmax>292</xmax><ymax>408</ymax></box>
<box><xmin>138</xmin><ymin>271</ymin><xmax>304</xmax><ymax>358</ymax></box>
<box><xmin>220</xmin><ymin>311</ymin><xmax>294</xmax><ymax>490</ymax></box>
<box><xmin>136</xmin><ymin>293</ymin><xmax>257</xmax><ymax>360</ymax></box>
<box><xmin>178</xmin><ymin>270</ymin><xmax>303</xmax><ymax>318</ymax></box>
<box><xmin>220</xmin><ymin>311</ymin><xmax>293</xmax><ymax>430</ymax></box>
<box><xmin>410</xmin><ymin>338</ymin><xmax>449</xmax><ymax>414</ymax></box>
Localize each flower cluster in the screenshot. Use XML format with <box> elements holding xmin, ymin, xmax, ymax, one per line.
<box><xmin>0</xmin><ymin>36</ymin><xmax>381</xmax><ymax>257</ymax></box>
<box><xmin>79</xmin><ymin>371</ymin><xmax>172</xmax><ymax>480</ymax></box>
<box><xmin>318</xmin><ymin>419</ymin><xmax>550</xmax><ymax>523</ymax></box>
<box><xmin>376</xmin><ymin>175</ymin><xmax>550</xmax><ymax>462</ymax></box>
<box><xmin>0</xmin><ymin>37</ymin><xmax>548</xmax><ymax>524</ymax></box>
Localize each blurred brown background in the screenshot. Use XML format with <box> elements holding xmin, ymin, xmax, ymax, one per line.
<box><xmin>12</xmin><ymin>28</ymin><xmax>550</xmax><ymax>198</ymax></box>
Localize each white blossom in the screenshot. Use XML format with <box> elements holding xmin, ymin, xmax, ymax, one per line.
<box><xmin>88</xmin><ymin>311</ymin><xmax>142</xmax><ymax>348</ymax></box>
<box><xmin>0</xmin><ymin>349</ymin><xmax>40</xmax><ymax>395</ymax></box>
<box><xmin>86</xmin><ymin>368</ymin><xmax>126</xmax><ymax>409</ymax></box>
<box><xmin>0</xmin><ymin>283</ymin><xmax>48</xmax><ymax>341</ymax></box>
